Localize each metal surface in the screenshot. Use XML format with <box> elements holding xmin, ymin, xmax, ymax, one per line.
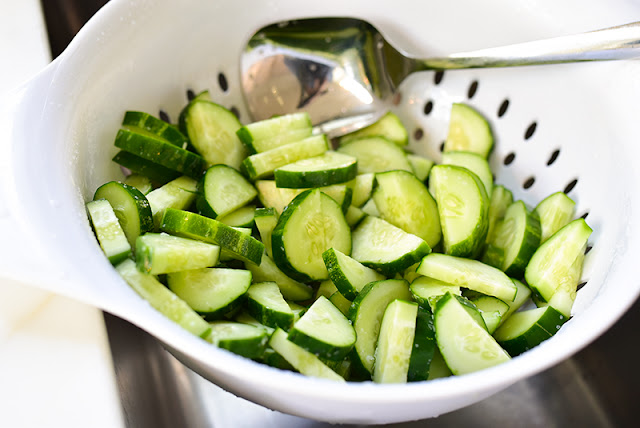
<box><xmin>43</xmin><ymin>2</ymin><xmax>640</xmax><ymax>426</ymax></box>
<box><xmin>241</xmin><ymin>18</ymin><xmax>640</xmax><ymax>136</ymax></box>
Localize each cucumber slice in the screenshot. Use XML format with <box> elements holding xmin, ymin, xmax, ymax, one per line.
<box><xmin>373</xmin><ymin>299</ymin><xmax>418</xmax><ymax>383</ymax></box>
<box><xmin>430</xmin><ymin>164</ymin><xmax>489</xmax><ymax>258</ymax></box>
<box><xmin>407</xmin><ymin>154</ymin><xmax>435</xmax><ymax>182</ymax></box>
<box><xmin>207</xmin><ymin>321</ymin><xmax>269</xmax><ymax>359</ymax></box>
<box><xmin>534</xmin><ymin>192</ymin><xmax>576</xmax><ymax>243</ymax></box>
<box><xmin>114</xmin><ymin>128</ymin><xmax>207</xmax><ymax>179</ymax></box>
<box><xmin>135</xmin><ymin>233</ymin><xmax>220</xmax><ymax>274</ymax></box>
<box><xmin>417</xmin><ymin>253</ymin><xmax>517</xmax><ymax>302</ymax></box>
<box><xmin>428</xmin><ymin>348</ymin><xmax>453</xmax><ymax>380</ymax></box>
<box><xmin>372</xmin><ymin>170</ymin><xmax>441</xmax><ymax>248</ymax></box>
<box><xmin>167</xmin><ymin>268</ymin><xmax>251</xmax><ymax>319</ymax></box>
<box><xmin>146</xmin><ymin>176</ymin><xmax>198</xmax><ymax>228</ymax></box>
<box><xmin>218</xmin><ymin>227</ymin><xmax>252</xmax><ymax>262</ymax></box>
<box><xmin>254</xmin><ymin>208</ymin><xmax>278</xmax><ymax>258</ymax></box>
<box><xmin>288</xmin><ymin>296</ymin><xmax>356</xmax><ymax>361</ymax></box>
<box><xmin>441</xmin><ymin>151</ymin><xmax>493</xmax><ymax>198</ymax></box>
<box><xmin>469</xmin><ymin>295</ymin><xmax>510</xmax><ymax>334</ymax></box>
<box><xmin>361</xmin><ymin>198</ymin><xmax>380</xmax><ymax>217</ymax></box>
<box><xmin>486</xmin><ymin>185</ymin><xmax>514</xmax><ymax>245</ymax></box>
<box><xmin>483</xmin><ymin>200</ymin><xmax>541</xmax><ymax>278</ymax></box>
<box><xmin>349</xmin><ymin>279</ymin><xmax>413</xmax><ymax>375</ymax></box>
<box><xmin>269</xmin><ymin>329</ymin><xmax>345</xmax><ymax>382</ymax></box>
<box><xmin>160</xmin><ymin>208</ymin><xmax>264</xmax><ymax>265</ymax></box>
<box><xmin>123</xmin><ymin>174</ymin><xmax>153</xmax><ymax>195</ymax></box>
<box><xmin>444</xmin><ymin>103</ymin><xmax>494</xmax><ymax>158</ymax></box>
<box><xmin>255</xmin><ymin>180</ymin><xmax>352</xmax><ymax>215</ymax></box>
<box><xmin>409</xmin><ymin>276</ymin><xmax>461</xmax><ymax>311</ymax></box>
<box><xmin>329</xmin><ymin>291</ymin><xmax>352</xmax><ymax>316</ymax></box>
<box><xmin>122</xmin><ymin>111</ymin><xmax>189</xmax><ymax>148</ymax></box>
<box><xmin>272</xmin><ymin>189</ymin><xmax>351</xmax><ymax>282</ymax></box>
<box><xmin>524</xmin><ymin>218</ymin><xmax>592</xmax><ymax>315</ymax></box>
<box><xmin>235</xmin><ymin>311</ymin><xmax>275</xmax><ymax>335</ymax></box>
<box><xmin>288</xmin><ymin>301</ymin><xmax>307</xmax><ymax>323</ymax></box>
<box><xmin>196</xmin><ymin>164</ymin><xmax>258</xmax><ymax>219</ymax></box>
<box><xmin>339</xmin><ymin>112</ymin><xmax>408</xmax><ymax>146</ymax></box>
<box><xmin>93</xmin><ymin>181</ymin><xmax>154</xmax><ymax>248</ymax></box>
<box><xmin>247</xmin><ymin>282</ymin><xmax>294</xmax><ymax>330</ymax></box>
<box><xmin>112</xmin><ymin>151</ymin><xmax>180</xmax><ymax>184</ymax></box>
<box><xmin>435</xmin><ymin>292</ymin><xmax>510</xmax><ymax>375</ymax></box>
<box><xmin>493</xmin><ymin>306</ymin><xmax>568</xmax><ymax>356</ymax></box>
<box><xmin>407</xmin><ymin>305</ymin><xmax>437</xmax><ymax>382</ymax></box>
<box><xmin>316</xmin><ymin>279</ymin><xmax>339</xmax><ymax>300</ymax></box>
<box><xmin>337</xmin><ymin>137</ymin><xmax>412</xmax><ymax>173</ymax></box>
<box><xmin>500</xmin><ymin>279</ymin><xmax>532</xmax><ymax>325</ymax></box>
<box><xmin>345</xmin><ymin>205</ymin><xmax>366</xmax><ymax>227</ymax></box>
<box><xmin>274</xmin><ymin>152</ymin><xmax>357</xmax><ymax>188</ymax></box>
<box><xmin>322</xmin><ymin>248</ymin><xmax>385</xmax><ymax>300</ymax></box>
<box><xmin>116</xmin><ymin>259</ymin><xmax>211</xmax><ymax>338</ymax></box>
<box><xmin>86</xmin><ymin>199</ymin><xmax>131</xmax><ymax>264</ymax></box>
<box><xmin>351</xmin><ymin>216</ymin><xmax>431</xmax><ymax>276</ymax></box>
<box><xmin>242</xmin><ymin>135</ymin><xmax>329</xmax><ymax>180</ymax></box>
<box><xmin>236</xmin><ymin>112</ymin><xmax>312</xmax><ymax>154</ymax></box>
<box><xmin>351</xmin><ymin>173</ymin><xmax>375</xmax><ymax>208</ymax></box>
<box><xmin>180</xmin><ymin>100</ymin><xmax>248</xmax><ymax>169</ymax></box>
<box><xmin>217</xmin><ymin>205</ymin><xmax>256</xmax><ymax>228</ymax></box>
<box><xmin>244</xmin><ymin>253</ymin><xmax>313</xmax><ymax>301</ymax></box>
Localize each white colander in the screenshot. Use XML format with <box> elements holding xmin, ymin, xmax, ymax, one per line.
<box><xmin>2</xmin><ymin>0</ymin><xmax>640</xmax><ymax>424</ymax></box>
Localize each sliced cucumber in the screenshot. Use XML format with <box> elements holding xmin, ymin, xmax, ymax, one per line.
<box><xmin>86</xmin><ymin>199</ymin><xmax>131</xmax><ymax>264</ymax></box>
<box><xmin>430</xmin><ymin>164</ymin><xmax>489</xmax><ymax>258</ymax></box>
<box><xmin>501</xmin><ymin>279</ymin><xmax>532</xmax><ymax>326</ymax></box>
<box><xmin>196</xmin><ymin>164</ymin><xmax>257</xmax><ymax>218</ymax></box>
<box><xmin>116</xmin><ymin>259</ymin><xmax>210</xmax><ymax>338</ymax></box>
<box><xmin>469</xmin><ymin>295</ymin><xmax>510</xmax><ymax>334</ymax></box>
<box><xmin>254</xmin><ymin>208</ymin><xmax>278</xmax><ymax>258</ymax></box>
<box><xmin>288</xmin><ymin>301</ymin><xmax>307</xmax><ymax>323</ymax></box>
<box><xmin>435</xmin><ymin>292</ymin><xmax>510</xmax><ymax>375</ymax></box>
<box><xmin>112</xmin><ymin>151</ymin><xmax>180</xmax><ymax>184</ymax></box>
<box><xmin>207</xmin><ymin>321</ymin><xmax>269</xmax><ymax>359</ymax></box>
<box><xmin>247</xmin><ymin>282</ymin><xmax>294</xmax><ymax>330</ymax></box>
<box><xmin>218</xmin><ymin>226</ymin><xmax>253</xmax><ymax>262</ymax></box>
<box><xmin>322</xmin><ymin>248</ymin><xmax>385</xmax><ymax>300</ymax></box>
<box><xmin>417</xmin><ymin>253</ymin><xmax>517</xmax><ymax>302</ymax></box>
<box><xmin>329</xmin><ymin>291</ymin><xmax>352</xmax><ymax>316</ymax></box>
<box><xmin>123</xmin><ymin>174</ymin><xmax>153</xmax><ymax>195</ymax></box>
<box><xmin>236</xmin><ymin>112</ymin><xmax>312</xmax><ymax>154</ymax></box>
<box><xmin>274</xmin><ymin>151</ymin><xmax>357</xmax><ymax>188</ymax></box>
<box><xmin>255</xmin><ymin>180</ymin><xmax>352</xmax><ymax>215</ymax></box>
<box><xmin>160</xmin><ymin>208</ymin><xmax>263</xmax><ymax>265</ymax></box>
<box><xmin>407</xmin><ymin>305</ymin><xmax>437</xmax><ymax>382</ymax></box>
<box><xmin>271</xmin><ymin>189</ymin><xmax>351</xmax><ymax>282</ymax></box>
<box><xmin>345</xmin><ymin>205</ymin><xmax>366</xmax><ymax>227</ymax></box>
<box><xmin>339</xmin><ymin>111</ymin><xmax>409</xmax><ymax>146</ymax></box>
<box><xmin>244</xmin><ymin>252</ymin><xmax>313</xmax><ymax>301</ymax></box>
<box><xmin>337</xmin><ymin>136</ymin><xmax>412</xmax><ymax>173</ymax></box>
<box><xmin>316</xmin><ymin>279</ymin><xmax>339</xmax><ymax>300</ymax></box>
<box><xmin>444</xmin><ymin>103</ymin><xmax>494</xmax><ymax>158</ymax></box>
<box><xmin>180</xmin><ymin>100</ymin><xmax>248</xmax><ymax>169</ymax></box>
<box><xmin>407</xmin><ymin>154</ymin><xmax>435</xmax><ymax>182</ymax></box>
<box><xmin>486</xmin><ymin>185</ymin><xmax>514</xmax><ymax>245</ymax></box>
<box><xmin>351</xmin><ymin>173</ymin><xmax>375</xmax><ymax>208</ymax></box>
<box><xmin>235</xmin><ymin>311</ymin><xmax>275</xmax><ymax>335</ymax></box>
<box><xmin>348</xmin><ymin>279</ymin><xmax>413</xmax><ymax>375</ymax></box>
<box><xmin>493</xmin><ymin>306</ymin><xmax>568</xmax><ymax>356</ymax></box>
<box><xmin>441</xmin><ymin>151</ymin><xmax>493</xmax><ymax>198</ymax></box>
<box><xmin>288</xmin><ymin>296</ymin><xmax>356</xmax><ymax>361</ymax></box>
<box><xmin>217</xmin><ymin>205</ymin><xmax>256</xmax><ymax>228</ymax></box>
<box><xmin>428</xmin><ymin>348</ymin><xmax>453</xmax><ymax>380</ymax></box>
<box><xmin>135</xmin><ymin>233</ymin><xmax>220</xmax><ymax>274</ymax></box>
<box><xmin>409</xmin><ymin>276</ymin><xmax>461</xmax><ymax>311</ymax></box>
<box><xmin>167</xmin><ymin>268</ymin><xmax>251</xmax><ymax>319</ymax></box>
<box><xmin>242</xmin><ymin>135</ymin><xmax>329</xmax><ymax>180</ymax></box>
<box><xmin>361</xmin><ymin>198</ymin><xmax>380</xmax><ymax>217</ymax></box>
<box><xmin>373</xmin><ymin>299</ymin><xmax>418</xmax><ymax>383</ymax></box>
<box><xmin>114</xmin><ymin>128</ymin><xmax>207</xmax><ymax>179</ymax></box>
<box><xmin>351</xmin><ymin>216</ymin><xmax>431</xmax><ymax>276</ymax></box>
<box><xmin>534</xmin><ymin>192</ymin><xmax>576</xmax><ymax>243</ymax></box>
<box><xmin>122</xmin><ymin>111</ymin><xmax>189</xmax><ymax>148</ymax></box>
<box><xmin>372</xmin><ymin>170</ymin><xmax>441</xmax><ymax>248</ymax></box>
<box><xmin>269</xmin><ymin>329</ymin><xmax>345</xmax><ymax>381</ymax></box>
<box><xmin>93</xmin><ymin>181</ymin><xmax>154</xmax><ymax>248</ymax></box>
<box><xmin>146</xmin><ymin>176</ymin><xmax>198</xmax><ymax>228</ymax></box>
<box><xmin>482</xmin><ymin>200</ymin><xmax>541</xmax><ymax>278</ymax></box>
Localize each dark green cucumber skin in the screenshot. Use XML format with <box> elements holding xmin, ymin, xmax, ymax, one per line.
<box><xmin>236</xmin><ymin>127</ymin><xmax>257</xmax><ymax>154</ymax></box>
<box><xmin>504</xmin><ymin>208</ymin><xmax>541</xmax><ymax>278</ymax></box>
<box><xmin>246</xmin><ymin>297</ymin><xmax>294</xmax><ymax>330</ymax></box>
<box><xmin>407</xmin><ymin>305</ymin><xmax>436</xmax><ymax>382</ymax></box>
<box><xmin>360</xmin><ymin>242</ymin><xmax>431</xmax><ymax>277</ymax></box>
<box><xmin>93</xmin><ymin>181</ymin><xmax>154</xmax><ymax>240</ymax></box>
<box><xmin>198</xmin><ymin>295</ymin><xmax>247</xmax><ymax>321</ymax></box>
<box><xmin>497</xmin><ymin>307</ymin><xmax>568</xmax><ymax>357</ymax></box>
<box><xmin>217</xmin><ymin>333</ymin><xmax>269</xmax><ymax>360</ymax></box>
<box><xmin>274</xmin><ymin>161</ymin><xmax>357</xmax><ymax>189</ymax></box>
<box><xmin>112</xmin><ymin>151</ymin><xmax>181</xmax><ymax>184</ymax></box>
<box><xmin>122</xmin><ymin>111</ymin><xmax>189</xmax><ymax>147</ymax></box>
<box><xmin>159</xmin><ymin>208</ymin><xmax>264</xmax><ymax>265</ymax></box>
<box><xmin>323</xmin><ymin>249</ymin><xmax>358</xmax><ymax>301</ymax></box>
<box><xmin>115</xmin><ymin>129</ymin><xmax>207</xmax><ymax>179</ymax></box>
<box><xmin>287</xmin><ymin>327</ymin><xmax>354</xmax><ymax>361</ymax></box>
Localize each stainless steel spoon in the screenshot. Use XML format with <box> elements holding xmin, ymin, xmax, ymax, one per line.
<box><xmin>241</xmin><ymin>18</ymin><xmax>640</xmax><ymax>137</ymax></box>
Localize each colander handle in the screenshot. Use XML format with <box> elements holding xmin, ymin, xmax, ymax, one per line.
<box><xmin>417</xmin><ymin>21</ymin><xmax>640</xmax><ymax>69</ymax></box>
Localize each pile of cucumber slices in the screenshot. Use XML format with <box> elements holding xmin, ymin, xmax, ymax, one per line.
<box><xmin>87</xmin><ymin>91</ymin><xmax>591</xmax><ymax>383</ymax></box>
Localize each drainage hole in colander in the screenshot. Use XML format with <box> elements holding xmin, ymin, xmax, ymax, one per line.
<box><xmin>577</xmin><ymin>281</ymin><xmax>588</xmax><ymax>291</ymax></box>
<box><xmin>580</xmin><ymin>211</ymin><xmax>589</xmax><ymax>220</ymax></box>
<box><xmin>434</xmin><ymin>71</ymin><xmax>444</xmax><ymax>85</ymax></box>
<box><xmin>414</xmin><ymin>128</ymin><xmax>424</xmax><ymax>141</ymax></box>
<box><xmin>218</xmin><ymin>73</ymin><xmax>229</xmax><ymax>92</ymax></box>
<box><xmin>439</xmin><ymin>141</ymin><xmax>445</xmax><ymax>152</ymax></box>
<box><xmin>497</xmin><ymin>99</ymin><xmax>509</xmax><ymax>118</ymax></box>
<box><xmin>186</xmin><ymin>89</ymin><xmax>196</xmax><ymax>101</ymax></box>
<box><xmin>547</xmin><ymin>149</ymin><xmax>560</xmax><ymax>166</ymax></box>
<box><xmin>423</xmin><ymin>100</ymin><xmax>433</xmax><ymax>115</ymax></box>
<box><xmin>503</xmin><ymin>152</ymin><xmax>515</xmax><ymax>165</ymax></box>
<box><xmin>564</xmin><ymin>178</ymin><xmax>578</xmax><ymax>194</ymax></box>
<box><xmin>584</xmin><ymin>245</ymin><xmax>593</xmax><ymax>255</ymax></box>
<box><xmin>523</xmin><ymin>176</ymin><xmax>535</xmax><ymax>190</ymax></box>
<box><xmin>524</xmin><ymin>121</ymin><xmax>537</xmax><ymax>140</ymax></box>
<box><xmin>230</xmin><ymin>106</ymin><xmax>241</xmax><ymax>120</ymax></box>
<box><xmin>467</xmin><ymin>80</ymin><xmax>478</xmax><ymax>99</ymax></box>
<box><xmin>159</xmin><ymin>109</ymin><xmax>171</xmax><ymax>124</ymax></box>
<box><xmin>393</xmin><ymin>92</ymin><xmax>402</xmax><ymax>106</ymax></box>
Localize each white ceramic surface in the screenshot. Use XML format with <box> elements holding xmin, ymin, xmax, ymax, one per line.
<box><xmin>2</xmin><ymin>0</ymin><xmax>640</xmax><ymax>424</ymax></box>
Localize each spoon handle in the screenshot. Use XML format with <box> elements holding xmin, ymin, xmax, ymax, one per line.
<box><xmin>417</xmin><ymin>21</ymin><xmax>640</xmax><ymax>69</ymax></box>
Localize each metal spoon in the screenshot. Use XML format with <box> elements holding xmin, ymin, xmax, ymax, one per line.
<box><xmin>240</xmin><ymin>18</ymin><xmax>640</xmax><ymax>137</ymax></box>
